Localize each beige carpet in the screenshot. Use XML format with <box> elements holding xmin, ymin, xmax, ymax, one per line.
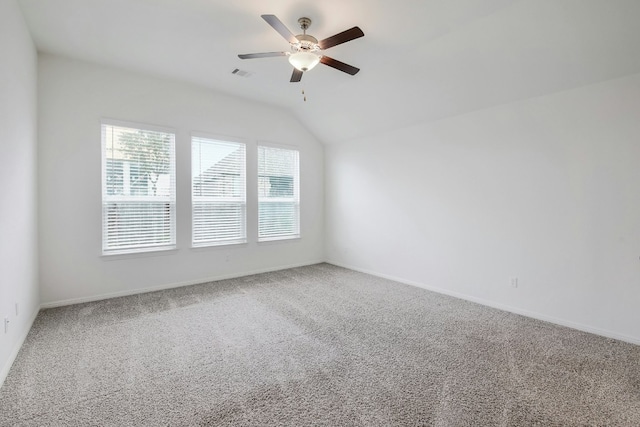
<box><xmin>1</xmin><ymin>263</ymin><xmax>639</xmax><ymax>426</ymax></box>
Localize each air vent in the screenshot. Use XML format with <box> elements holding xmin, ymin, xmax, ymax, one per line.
<box><xmin>231</xmin><ymin>68</ymin><xmax>253</xmax><ymax>78</ymax></box>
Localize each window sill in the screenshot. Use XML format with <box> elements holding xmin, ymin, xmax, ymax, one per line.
<box><xmin>257</xmin><ymin>236</ymin><xmax>301</xmax><ymax>245</ymax></box>
<box><xmin>190</xmin><ymin>241</ymin><xmax>248</xmax><ymax>251</ymax></box>
<box><xmin>101</xmin><ymin>247</ymin><xmax>178</xmax><ymax>261</ymax></box>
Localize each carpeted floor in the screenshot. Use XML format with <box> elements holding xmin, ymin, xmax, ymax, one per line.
<box><xmin>1</xmin><ymin>263</ymin><xmax>639</xmax><ymax>426</ymax></box>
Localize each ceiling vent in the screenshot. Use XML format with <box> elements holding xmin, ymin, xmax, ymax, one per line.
<box><xmin>231</xmin><ymin>68</ymin><xmax>253</xmax><ymax>78</ymax></box>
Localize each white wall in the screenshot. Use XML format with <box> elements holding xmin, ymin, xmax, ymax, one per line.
<box><xmin>325</xmin><ymin>72</ymin><xmax>640</xmax><ymax>344</ymax></box>
<box><xmin>0</xmin><ymin>0</ymin><xmax>39</xmax><ymax>386</ymax></box>
<box><xmin>38</xmin><ymin>55</ymin><xmax>324</xmax><ymax>305</ymax></box>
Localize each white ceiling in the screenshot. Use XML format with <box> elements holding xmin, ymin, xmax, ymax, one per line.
<box><xmin>17</xmin><ymin>0</ymin><xmax>640</xmax><ymax>144</ymax></box>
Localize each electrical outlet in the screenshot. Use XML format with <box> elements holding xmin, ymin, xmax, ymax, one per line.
<box><xmin>15</xmin><ymin>303</ymin><xmax>19</xmax><ymax>316</ymax></box>
<box><xmin>4</xmin><ymin>317</ymin><xmax>9</xmax><ymax>334</ymax></box>
<box><xmin>510</xmin><ymin>277</ymin><xmax>518</xmax><ymax>288</ymax></box>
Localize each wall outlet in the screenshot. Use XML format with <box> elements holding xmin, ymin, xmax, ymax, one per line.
<box><xmin>15</xmin><ymin>303</ymin><xmax>19</xmax><ymax>316</ymax></box>
<box><xmin>510</xmin><ymin>277</ymin><xmax>518</xmax><ymax>288</ymax></box>
<box><xmin>4</xmin><ymin>317</ymin><xmax>8</xmax><ymax>334</ymax></box>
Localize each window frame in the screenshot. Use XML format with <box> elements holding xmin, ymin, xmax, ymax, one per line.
<box><xmin>257</xmin><ymin>143</ymin><xmax>301</xmax><ymax>242</ymax></box>
<box><xmin>101</xmin><ymin>119</ymin><xmax>177</xmax><ymax>256</ymax></box>
<box><xmin>191</xmin><ymin>133</ymin><xmax>247</xmax><ymax>248</ymax></box>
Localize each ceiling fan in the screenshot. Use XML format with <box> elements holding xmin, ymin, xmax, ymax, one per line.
<box><xmin>238</xmin><ymin>15</ymin><xmax>364</xmax><ymax>83</ymax></box>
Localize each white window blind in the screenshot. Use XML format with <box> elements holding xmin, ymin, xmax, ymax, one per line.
<box><xmin>101</xmin><ymin>123</ymin><xmax>176</xmax><ymax>254</ymax></box>
<box><xmin>258</xmin><ymin>145</ymin><xmax>300</xmax><ymax>241</ymax></box>
<box><xmin>192</xmin><ymin>136</ymin><xmax>246</xmax><ymax>246</ymax></box>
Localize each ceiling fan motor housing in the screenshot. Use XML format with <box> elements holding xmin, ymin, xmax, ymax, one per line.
<box><xmin>294</xmin><ymin>34</ymin><xmax>320</xmax><ymax>52</ymax></box>
<box><xmin>294</xmin><ymin>18</ymin><xmax>320</xmax><ymax>53</ymax></box>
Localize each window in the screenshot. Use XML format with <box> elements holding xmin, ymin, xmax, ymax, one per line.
<box><xmin>101</xmin><ymin>122</ymin><xmax>176</xmax><ymax>254</ymax></box>
<box><xmin>192</xmin><ymin>136</ymin><xmax>246</xmax><ymax>246</ymax></box>
<box><xmin>258</xmin><ymin>145</ymin><xmax>300</xmax><ymax>241</ymax></box>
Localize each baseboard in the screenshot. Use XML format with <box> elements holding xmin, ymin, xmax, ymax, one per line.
<box><xmin>40</xmin><ymin>260</ymin><xmax>325</xmax><ymax>309</ymax></box>
<box><xmin>0</xmin><ymin>306</ymin><xmax>40</xmax><ymax>389</ymax></box>
<box><xmin>326</xmin><ymin>260</ymin><xmax>640</xmax><ymax>346</ymax></box>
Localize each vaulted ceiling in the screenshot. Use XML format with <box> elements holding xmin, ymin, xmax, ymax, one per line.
<box><xmin>17</xmin><ymin>0</ymin><xmax>640</xmax><ymax>144</ymax></box>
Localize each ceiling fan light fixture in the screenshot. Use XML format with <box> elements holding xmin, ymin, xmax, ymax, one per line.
<box><xmin>288</xmin><ymin>51</ymin><xmax>320</xmax><ymax>72</ymax></box>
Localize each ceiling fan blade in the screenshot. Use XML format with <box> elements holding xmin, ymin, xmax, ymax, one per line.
<box><xmin>261</xmin><ymin>14</ymin><xmax>299</xmax><ymax>44</ymax></box>
<box><xmin>238</xmin><ymin>52</ymin><xmax>288</xmax><ymax>59</ymax></box>
<box><xmin>320</xmin><ymin>56</ymin><xmax>360</xmax><ymax>75</ymax></box>
<box><xmin>290</xmin><ymin>68</ymin><xmax>303</xmax><ymax>83</ymax></box>
<box><xmin>318</xmin><ymin>27</ymin><xmax>364</xmax><ymax>50</ymax></box>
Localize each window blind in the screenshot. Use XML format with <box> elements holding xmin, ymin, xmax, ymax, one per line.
<box><xmin>258</xmin><ymin>145</ymin><xmax>300</xmax><ymax>241</ymax></box>
<box><xmin>101</xmin><ymin>123</ymin><xmax>176</xmax><ymax>254</ymax></box>
<box><xmin>192</xmin><ymin>136</ymin><xmax>246</xmax><ymax>246</ymax></box>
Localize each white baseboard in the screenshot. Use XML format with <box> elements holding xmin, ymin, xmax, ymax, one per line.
<box><xmin>0</xmin><ymin>306</ymin><xmax>40</xmax><ymax>389</ymax></box>
<box><xmin>11</xmin><ymin>258</ymin><xmax>637</xmax><ymax>391</ymax></box>
<box><xmin>40</xmin><ymin>260</ymin><xmax>325</xmax><ymax>309</ymax></box>
<box><xmin>3</xmin><ymin>261</ymin><xmax>324</xmax><ymax>388</ymax></box>
<box><xmin>326</xmin><ymin>259</ymin><xmax>640</xmax><ymax>346</ymax></box>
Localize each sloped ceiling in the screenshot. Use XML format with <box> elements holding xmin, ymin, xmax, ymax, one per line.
<box><xmin>17</xmin><ymin>0</ymin><xmax>640</xmax><ymax>144</ymax></box>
